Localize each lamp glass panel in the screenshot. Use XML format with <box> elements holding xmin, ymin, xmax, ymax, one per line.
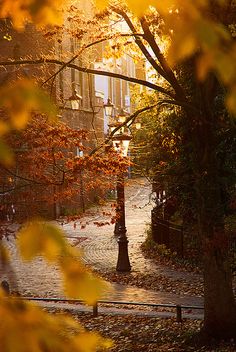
<box><xmin>121</xmin><ymin>139</ymin><xmax>130</xmax><ymax>157</ymax></box>
<box><xmin>104</xmin><ymin>105</ymin><xmax>113</xmax><ymax>117</ymax></box>
<box><xmin>71</xmin><ymin>100</ymin><xmax>80</xmax><ymax>110</ymax></box>
<box><xmin>112</xmin><ymin>139</ymin><xmax>121</xmax><ymax>153</ymax></box>
<box><xmin>118</xmin><ymin>115</ymin><xmax>126</xmax><ymax>123</ymax></box>
<box><xmin>110</xmin><ymin>125</ymin><xmax>121</xmax><ymax>135</ymax></box>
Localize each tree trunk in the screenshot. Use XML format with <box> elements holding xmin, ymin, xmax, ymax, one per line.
<box><xmin>199</xmin><ymin>171</ymin><xmax>236</xmax><ymax>338</ymax></box>
<box><xmin>202</xmin><ymin>234</ymin><xmax>236</xmax><ymax>338</ymax></box>
<box><xmin>192</xmin><ymin>108</ymin><xmax>236</xmax><ymax>338</ymax></box>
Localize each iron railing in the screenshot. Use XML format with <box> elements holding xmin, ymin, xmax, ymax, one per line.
<box><xmin>18</xmin><ymin>296</ymin><xmax>204</xmax><ymax>322</ymax></box>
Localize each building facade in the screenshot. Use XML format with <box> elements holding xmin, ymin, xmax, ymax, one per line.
<box><xmin>0</xmin><ymin>2</ymin><xmax>144</xmax><ymax>220</ymax></box>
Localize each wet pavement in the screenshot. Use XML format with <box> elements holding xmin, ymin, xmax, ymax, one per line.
<box><xmin>64</xmin><ymin>179</ymin><xmax>199</xmax><ymax>279</ymax></box>
<box><xmin>62</xmin><ymin>178</ymin><xmax>204</xmax><ymax>312</ymax></box>
<box><xmin>0</xmin><ymin>178</ymin><xmax>204</xmax><ymax>317</ymax></box>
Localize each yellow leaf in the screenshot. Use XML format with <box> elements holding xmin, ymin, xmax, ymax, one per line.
<box><xmin>197</xmin><ymin>19</ymin><xmax>220</xmax><ymax>49</ymax></box>
<box><xmin>0</xmin><ymin>79</ymin><xmax>58</xmax><ymax>130</ymax></box>
<box><xmin>0</xmin><ymin>121</ymin><xmax>10</xmax><ymax>135</ymax></box>
<box><xmin>127</xmin><ymin>2</ymin><xmax>151</xmax><ymax>17</ymax></box>
<box><xmin>226</xmin><ymin>86</ymin><xmax>236</xmax><ymax>114</ymax></box>
<box><xmin>0</xmin><ymin>0</ymin><xmax>65</xmax><ymax>29</ymax></box>
<box><xmin>173</xmin><ymin>34</ymin><xmax>197</xmax><ymax>62</ymax></box>
<box><xmin>0</xmin><ymin>287</ymin><xmax>110</xmax><ymax>352</ymax></box>
<box><xmin>62</xmin><ymin>258</ymin><xmax>108</xmax><ymax>304</ymax></box>
<box><xmin>17</xmin><ymin>220</ymin><xmax>68</xmax><ymax>261</ymax></box>
<box><xmin>17</xmin><ymin>219</ymin><xmax>107</xmax><ymax>304</ymax></box>
<box><xmin>196</xmin><ymin>52</ymin><xmax>214</xmax><ymax>81</ymax></box>
<box><xmin>0</xmin><ymin>140</ymin><xmax>14</xmax><ymax>166</ymax></box>
<box><xmin>17</xmin><ymin>221</ymin><xmax>44</xmax><ymax>260</ymax></box>
<box><xmin>41</xmin><ymin>222</ymin><xmax>69</xmax><ymax>261</ymax></box>
<box><xmin>0</xmin><ymin>243</ymin><xmax>9</xmax><ymax>265</ymax></box>
<box><xmin>12</xmin><ymin>111</ymin><xmax>29</xmax><ymax>130</ymax></box>
<box><xmin>95</xmin><ymin>0</ymin><xmax>109</xmax><ymax>10</ymax></box>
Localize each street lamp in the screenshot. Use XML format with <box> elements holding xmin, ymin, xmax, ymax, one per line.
<box><xmin>113</xmin><ymin>132</ymin><xmax>132</xmax><ymax>272</ymax></box>
<box><xmin>104</xmin><ymin>100</ymin><xmax>131</xmax><ymax>270</ymax></box>
<box><xmin>69</xmin><ymin>89</ymin><xmax>82</xmax><ymax>110</ymax></box>
<box><xmin>108</xmin><ymin>117</ymin><xmax>128</xmax><ymax>236</ymax></box>
<box><xmin>112</xmin><ymin>133</ymin><xmax>132</xmax><ymax>157</ymax></box>
<box><xmin>103</xmin><ymin>98</ymin><xmax>114</xmax><ymax>117</ymax></box>
<box><xmin>118</xmin><ymin>108</ymin><xmax>128</xmax><ymax>122</ymax></box>
<box><xmin>108</xmin><ymin>118</ymin><xmax>132</xmax><ymax>271</ymax></box>
<box><xmin>117</xmin><ymin>108</ymin><xmax>129</xmax><ymax>134</ymax></box>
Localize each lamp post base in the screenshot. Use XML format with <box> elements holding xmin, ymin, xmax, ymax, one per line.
<box><xmin>116</xmin><ymin>235</ymin><xmax>131</xmax><ymax>272</ymax></box>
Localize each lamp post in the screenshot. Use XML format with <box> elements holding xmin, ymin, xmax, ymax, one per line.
<box><xmin>108</xmin><ymin>111</ymin><xmax>128</xmax><ymax>236</ymax></box>
<box><xmin>103</xmin><ymin>99</ymin><xmax>132</xmax><ymax>271</ymax></box>
<box><xmin>111</xmin><ymin>132</ymin><xmax>132</xmax><ymax>272</ymax></box>
<box><xmin>69</xmin><ymin>89</ymin><xmax>82</xmax><ymax>110</ymax></box>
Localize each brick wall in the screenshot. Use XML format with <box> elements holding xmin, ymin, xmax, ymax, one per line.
<box><xmin>0</xmin><ymin>16</ymin><xmax>105</xmax><ymax>219</ymax></box>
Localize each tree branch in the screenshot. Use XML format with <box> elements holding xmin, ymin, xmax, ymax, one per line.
<box><xmin>43</xmin><ymin>32</ymin><xmax>147</xmax><ymax>86</ymax></box>
<box><xmin>42</xmin><ymin>35</ymin><xmax>115</xmax><ymax>86</ymax></box>
<box><xmin>89</xmin><ymin>104</ymin><xmax>159</xmax><ymax>156</ymax></box>
<box><xmin>111</xmin><ymin>6</ymin><xmax>187</xmax><ymax>101</ymax></box>
<box><xmin>1</xmin><ymin>165</ymin><xmax>66</xmax><ymax>187</ymax></box>
<box><xmin>140</xmin><ymin>16</ymin><xmax>187</xmax><ymax>100</ymax></box>
<box><xmin>111</xmin><ymin>6</ymin><xmax>172</xmax><ymax>83</ymax></box>
<box><xmin>0</xmin><ymin>58</ymin><xmax>175</xmax><ymax>99</ymax></box>
<box><xmin>89</xmin><ymin>100</ymin><xmax>198</xmax><ymax>157</ymax></box>
<box><xmin>0</xmin><ymin>183</ymin><xmax>32</xmax><ymax>195</ymax></box>
<box><xmin>158</xmin><ymin>99</ymin><xmax>199</xmax><ymax>113</ymax></box>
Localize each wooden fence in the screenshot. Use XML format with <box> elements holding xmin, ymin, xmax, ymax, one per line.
<box><xmin>151</xmin><ymin>211</ymin><xmax>184</xmax><ymax>256</ymax></box>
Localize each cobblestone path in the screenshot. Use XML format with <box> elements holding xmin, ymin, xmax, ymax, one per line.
<box><xmin>0</xmin><ymin>178</ymin><xmax>204</xmax><ymax>317</ymax></box>
<box><xmin>62</xmin><ymin>178</ymin><xmax>203</xmax><ymax>311</ymax></box>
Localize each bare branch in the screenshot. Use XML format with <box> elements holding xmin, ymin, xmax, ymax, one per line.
<box><xmin>158</xmin><ymin>99</ymin><xmax>199</xmax><ymax>113</ymax></box>
<box><xmin>1</xmin><ymin>166</ymin><xmax>66</xmax><ymax>187</ymax></box>
<box><xmin>42</xmin><ymin>35</ymin><xmax>114</xmax><ymax>86</ymax></box>
<box><xmin>43</xmin><ymin>32</ymin><xmax>145</xmax><ymax>86</ymax></box>
<box><xmin>89</xmin><ymin>104</ymin><xmax>159</xmax><ymax>156</ymax></box>
<box><xmin>0</xmin><ymin>58</ymin><xmax>175</xmax><ymax>99</ymax></box>
<box><xmin>0</xmin><ymin>183</ymin><xmax>31</xmax><ymax>195</ymax></box>
<box><xmin>140</xmin><ymin>16</ymin><xmax>186</xmax><ymax>100</ymax></box>
<box><xmin>111</xmin><ymin>6</ymin><xmax>170</xmax><ymax>82</ymax></box>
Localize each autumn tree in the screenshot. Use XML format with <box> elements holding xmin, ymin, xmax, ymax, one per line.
<box><xmin>37</xmin><ymin>1</ymin><xmax>236</xmax><ymax>339</ymax></box>
<box><xmin>106</xmin><ymin>2</ymin><xmax>236</xmax><ymax>339</ymax></box>
<box><xmin>0</xmin><ymin>113</ymin><xmax>125</xmax><ymax>221</ymax></box>
<box><xmin>0</xmin><ymin>2</ymin><xmax>126</xmax><ymax>351</ymax></box>
<box><xmin>113</xmin><ymin>2</ymin><xmax>236</xmax><ymax>339</ymax></box>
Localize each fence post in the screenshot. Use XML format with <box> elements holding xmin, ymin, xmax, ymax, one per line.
<box><xmin>176</xmin><ymin>305</ymin><xmax>182</xmax><ymax>322</ymax></box>
<box><xmin>180</xmin><ymin>227</ymin><xmax>184</xmax><ymax>257</ymax></box>
<box><xmin>93</xmin><ymin>302</ymin><xmax>98</xmax><ymax>317</ymax></box>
